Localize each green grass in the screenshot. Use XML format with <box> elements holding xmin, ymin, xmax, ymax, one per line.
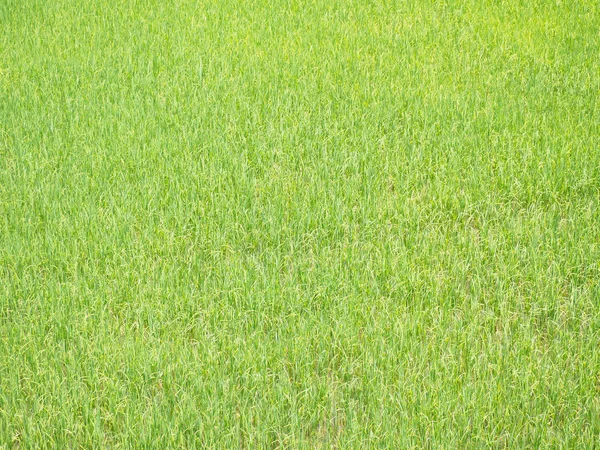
<box><xmin>1</xmin><ymin>0</ymin><xmax>599</xmax><ymax>447</ymax></box>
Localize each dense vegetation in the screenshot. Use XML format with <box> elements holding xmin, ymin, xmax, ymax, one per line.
<box><xmin>1</xmin><ymin>0</ymin><xmax>599</xmax><ymax>447</ymax></box>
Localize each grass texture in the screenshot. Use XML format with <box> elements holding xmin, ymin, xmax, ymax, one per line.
<box><xmin>1</xmin><ymin>0</ymin><xmax>599</xmax><ymax>447</ymax></box>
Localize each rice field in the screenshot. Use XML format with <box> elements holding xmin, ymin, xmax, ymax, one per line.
<box><xmin>1</xmin><ymin>0</ymin><xmax>599</xmax><ymax>447</ymax></box>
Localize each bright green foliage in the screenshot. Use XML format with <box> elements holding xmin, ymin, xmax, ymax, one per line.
<box><xmin>1</xmin><ymin>0</ymin><xmax>599</xmax><ymax>447</ymax></box>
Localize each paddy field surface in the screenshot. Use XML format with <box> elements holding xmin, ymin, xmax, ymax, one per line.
<box><xmin>1</xmin><ymin>0</ymin><xmax>599</xmax><ymax>447</ymax></box>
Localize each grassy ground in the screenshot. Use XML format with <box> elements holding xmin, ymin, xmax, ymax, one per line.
<box><xmin>1</xmin><ymin>0</ymin><xmax>599</xmax><ymax>447</ymax></box>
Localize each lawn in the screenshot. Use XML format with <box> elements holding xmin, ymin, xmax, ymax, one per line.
<box><xmin>1</xmin><ymin>0</ymin><xmax>599</xmax><ymax>447</ymax></box>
